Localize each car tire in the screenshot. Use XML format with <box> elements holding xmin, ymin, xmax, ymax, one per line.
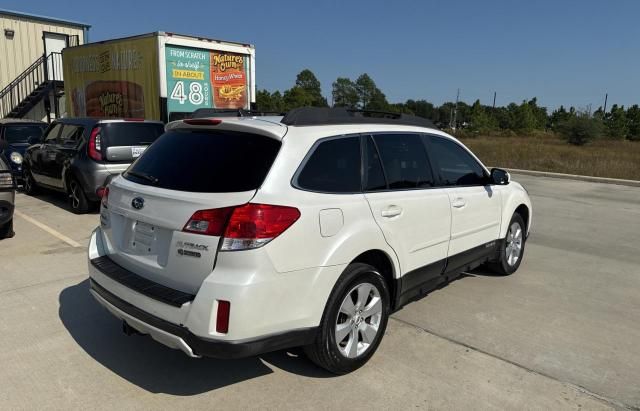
<box><xmin>23</xmin><ymin>169</ymin><xmax>38</xmax><ymax>195</ymax></box>
<box><xmin>304</xmin><ymin>263</ymin><xmax>390</xmax><ymax>375</ymax></box>
<box><xmin>68</xmin><ymin>177</ymin><xmax>90</xmax><ymax>214</ymax></box>
<box><xmin>0</xmin><ymin>218</ymin><xmax>14</xmax><ymax>239</ymax></box>
<box><xmin>490</xmin><ymin>213</ymin><xmax>526</xmax><ymax>275</ymax></box>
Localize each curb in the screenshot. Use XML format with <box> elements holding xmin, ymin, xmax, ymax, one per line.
<box><xmin>506</xmin><ymin>168</ymin><xmax>640</xmax><ymax>188</ymax></box>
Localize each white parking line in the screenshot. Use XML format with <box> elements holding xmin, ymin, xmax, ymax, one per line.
<box><xmin>14</xmin><ymin>210</ymin><xmax>83</xmax><ymax>248</ymax></box>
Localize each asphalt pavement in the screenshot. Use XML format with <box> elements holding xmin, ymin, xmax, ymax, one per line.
<box><xmin>0</xmin><ymin>174</ymin><xmax>638</xmax><ymax>410</ymax></box>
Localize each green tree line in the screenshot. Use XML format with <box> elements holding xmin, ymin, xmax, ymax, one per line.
<box><xmin>256</xmin><ymin>69</ymin><xmax>640</xmax><ymax>145</ymax></box>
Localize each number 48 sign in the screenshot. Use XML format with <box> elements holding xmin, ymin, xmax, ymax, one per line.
<box><xmin>170</xmin><ymin>81</ymin><xmax>206</xmax><ymax>105</ymax></box>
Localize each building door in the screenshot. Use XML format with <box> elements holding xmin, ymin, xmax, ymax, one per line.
<box><xmin>43</xmin><ymin>32</ymin><xmax>67</xmax><ymax>81</ymax></box>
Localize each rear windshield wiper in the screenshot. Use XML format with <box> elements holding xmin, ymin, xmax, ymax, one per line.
<box><xmin>126</xmin><ymin>170</ymin><xmax>159</xmax><ymax>185</ymax></box>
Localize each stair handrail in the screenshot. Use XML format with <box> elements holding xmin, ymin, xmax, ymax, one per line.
<box><xmin>0</xmin><ymin>54</ymin><xmax>46</xmax><ymax>99</ymax></box>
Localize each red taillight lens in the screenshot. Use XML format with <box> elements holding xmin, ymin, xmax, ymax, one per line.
<box><xmin>216</xmin><ymin>300</ymin><xmax>230</xmax><ymax>333</ymax></box>
<box><xmin>99</xmin><ymin>186</ymin><xmax>109</xmax><ymax>208</ymax></box>
<box><xmin>88</xmin><ymin>127</ymin><xmax>102</xmax><ymax>161</ymax></box>
<box><xmin>182</xmin><ymin>203</ymin><xmax>301</xmax><ymax>251</ymax></box>
<box><xmin>183</xmin><ymin>207</ymin><xmax>235</xmax><ymax>236</ymax></box>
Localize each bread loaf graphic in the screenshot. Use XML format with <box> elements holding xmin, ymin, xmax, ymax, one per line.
<box><xmin>84</xmin><ymin>81</ymin><xmax>145</xmax><ymax>118</ymax></box>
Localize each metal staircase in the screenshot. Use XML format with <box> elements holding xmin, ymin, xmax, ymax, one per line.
<box><xmin>0</xmin><ymin>52</ymin><xmax>64</xmax><ymax>120</ymax></box>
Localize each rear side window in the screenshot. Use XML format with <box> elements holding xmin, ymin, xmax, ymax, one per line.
<box><xmin>101</xmin><ymin>122</ymin><xmax>165</xmax><ymax>147</ymax></box>
<box><xmin>3</xmin><ymin>125</ymin><xmax>46</xmax><ymax>144</ymax></box>
<box><xmin>371</xmin><ymin>134</ymin><xmax>434</xmax><ymax>189</ymax></box>
<box><xmin>429</xmin><ymin>136</ymin><xmax>487</xmax><ymax>186</ymax></box>
<box><xmin>296</xmin><ymin>137</ymin><xmax>361</xmax><ymax>193</ymax></box>
<box><xmin>124</xmin><ymin>130</ymin><xmax>281</xmax><ymax>193</ymax></box>
<box><xmin>59</xmin><ymin>125</ymin><xmax>84</xmax><ymax>145</ymax></box>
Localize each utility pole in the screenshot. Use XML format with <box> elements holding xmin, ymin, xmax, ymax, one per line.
<box><xmin>492</xmin><ymin>91</ymin><xmax>496</xmax><ymax>109</ymax></box>
<box><xmin>603</xmin><ymin>93</ymin><xmax>608</xmax><ymax>113</ymax></box>
<box><xmin>452</xmin><ymin>88</ymin><xmax>460</xmax><ymax>131</ymax></box>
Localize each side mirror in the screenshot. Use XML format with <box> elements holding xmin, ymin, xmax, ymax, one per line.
<box><xmin>28</xmin><ymin>135</ymin><xmax>42</xmax><ymax>145</ymax></box>
<box><xmin>491</xmin><ymin>168</ymin><xmax>510</xmax><ymax>185</ymax></box>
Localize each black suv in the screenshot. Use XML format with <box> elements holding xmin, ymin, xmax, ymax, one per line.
<box><xmin>23</xmin><ymin>118</ymin><xmax>165</xmax><ymax>213</ymax></box>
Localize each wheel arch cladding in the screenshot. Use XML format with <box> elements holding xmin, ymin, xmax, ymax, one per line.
<box><xmin>514</xmin><ymin>204</ymin><xmax>530</xmax><ymax>234</ymax></box>
<box><xmin>350</xmin><ymin>250</ymin><xmax>397</xmax><ymax>309</ymax></box>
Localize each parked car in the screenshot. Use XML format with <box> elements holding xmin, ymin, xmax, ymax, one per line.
<box><xmin>0</xmin><ymin>139</ymin><xmax>16</xmax><ymax>239</ymax></box>
<box><xmin>87</xmin><ymin>108</ymin><xmax>532</xmax><ymax>374</ymax></box>
<box><xmin>23</xmin><ymin>118</ymin><xmax>165</xmax><ymax>214</ymax></box>
<box><xmin>0</xmin><ymin>119</ymin><xmax>47</xmax><ymax>183</ymax></box>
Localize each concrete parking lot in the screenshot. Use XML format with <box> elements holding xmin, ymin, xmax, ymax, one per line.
<box><xmin>0</xmin><ymin>174</ymin><xmax>638</xmax><ymax>410</ymax></box>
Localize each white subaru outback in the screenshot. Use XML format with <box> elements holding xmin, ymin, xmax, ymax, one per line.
<box><xmin>88</xmin><ymin>107</ymin><xmax>531</xmax><ymax>374</ymax></box>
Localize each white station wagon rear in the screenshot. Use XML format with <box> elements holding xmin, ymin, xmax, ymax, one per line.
<box><xmin>88</xmin><ymin>107</ymin><xmax>532</xmax><ymax>374</ymax></box>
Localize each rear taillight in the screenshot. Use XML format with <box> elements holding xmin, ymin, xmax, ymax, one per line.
<box><xmin>183</xmin><ymin>207</ymin><xmax>235</xmax><ymax>236</ymax></box>
<box><xmin>182</xmin><ymin>203</ymin><xmax>301</xmax><ymax>251</ymax></box>
<box><xmin>88</xmin><ymin>127</ymin><xmax>102</xmax><ymax>161</ymax></box>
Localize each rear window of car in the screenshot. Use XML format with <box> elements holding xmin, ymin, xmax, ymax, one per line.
<box><xmin>124</xmin><ymin>130</ymin><xmax>281</xmax><ymax>192</ymax></box>
<box><xmin>101</xmin><ymin>122</ymin><xmax>165</xmax><ymax>147</ymax></box>
<box><xmin>3</xmin><ymin>125</ymin><xmax>46</xmax><ymax>144</ymax></box>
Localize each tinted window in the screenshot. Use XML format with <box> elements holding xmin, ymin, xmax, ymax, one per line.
<box><xmin>59</xmin><ymin>125</ymin><xmax>84</xmax><ymax>144</ymax></box>
<box><xmin>124</xmin><ymin>130</ymin><xmax>281</xmax><ymax>193</ymax></box>
<box><xmin>297</xmin><ymin>137</ymin><xmax>361</xmax><ymax>193</ymax></box>
<box><xmin>3</xmin><ymin>125</ymin><xmax>45</xmax><ymax>144</ymax></box>
<box><xmin>44</xmin><ymin>123</ymin><xmax>63</xmax><ymax>143</ymax></box>
<box><xmin>364</xmin><ymin>136</ymin><xmax>387</xmax><ymax>191</ymax></box>
<box><xmin>429</xmin><ymin>136</ymin><xmax>487</xmax><ymax>186</ymax></box>
<box><xmin>101</xmin><ymin>123</ymin><xmax>165</xmax><ymax>147</ymax></box>
<box><xmin>372</xmin><ymin>134</ymin><xmax>434</xmax><ymax>189</ymax></box>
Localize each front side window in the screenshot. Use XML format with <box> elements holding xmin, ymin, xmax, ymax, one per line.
<box><xmin>296</xmin><ymin>136</ymin><xmax>361</xmax><ymax>193</ymax></box>
<box><xmin>44</xmin><ymin>123</ymin><xmax>63</xmax><ymax>143</ymax></box>
<box><xmin>429</xmin><ymin>136</ymin><xmax>487</xmax><ymax>186</ymax></box>
<box><xmin>371</xmin><ymin>133</ymin><xmax>434</xmax><ymax>189</ymax></box>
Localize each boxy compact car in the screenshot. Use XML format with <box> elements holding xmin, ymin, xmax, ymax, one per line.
<box><xmin>23</xmin><ymin>118</ymin><xmax>165</xmax><ymax>213</ymax></box>
<box><xmin>88</xmin><ymin>108</ymin><xmax>532</xmax><ymax>374</ymax></box>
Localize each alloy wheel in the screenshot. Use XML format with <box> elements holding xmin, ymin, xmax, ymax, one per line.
<box><xmin>335</xmin><ymin>282</ymin><xmax>383</xmax><ymax>359</ymax></box>
<box><xmin>70</xmin><ymin>181</ymin><xmax>81</xmax><ymax>210</ymax></box>
<box><xmin>505</xmin><ymin>222</ymin><xmax>523</xmax><ymax>266</ymax></box>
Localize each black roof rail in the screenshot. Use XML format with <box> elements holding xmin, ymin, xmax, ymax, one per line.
<box><xmin>190</xmin><ymin>108</ymin><xmax>285</xmax><ymax>119</ymax></box>
<box><xmin>281</xmin><ymin>107</ymin><xmax>436</xmax><ymax>128</ymax></box>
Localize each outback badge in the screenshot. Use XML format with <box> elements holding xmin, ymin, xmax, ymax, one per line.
<box><xmin>131</xmin><ymin>197</ymin><xmax>144</xmax><ymax>210</ymax></box>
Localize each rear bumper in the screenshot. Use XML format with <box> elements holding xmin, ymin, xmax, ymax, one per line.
<box><xmin>89</xmin><ymin>278</ymin><xmax>316</xmax><ymax>359</ymax></box>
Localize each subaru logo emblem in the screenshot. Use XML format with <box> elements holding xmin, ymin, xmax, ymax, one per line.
<box><xmin>131</xmin><ymin>197</ymin><xmax>144</xmax><ymax>210</ymax></box>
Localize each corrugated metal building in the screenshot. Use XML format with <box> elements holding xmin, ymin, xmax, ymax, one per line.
<box><xmin>0</xmin><ymin>9</ymin><xmax>90</xmax><ymax>121</ymax></box>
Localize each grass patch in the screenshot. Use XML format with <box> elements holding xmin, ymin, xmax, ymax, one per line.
<box><xmin>458</xmin><ymin>134</ymin><xmax>640</xmax><ymax>181</ymax></box>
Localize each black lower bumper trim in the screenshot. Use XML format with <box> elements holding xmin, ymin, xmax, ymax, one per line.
<box><xmin>90</xmin><ymin>255</ymin><xmax>195</xmax><ymax>307</ymax></box>
<box><xmin>89</xmin><ymin>278</ymin><xmax>318</xmax><ymax>359</ymax></box>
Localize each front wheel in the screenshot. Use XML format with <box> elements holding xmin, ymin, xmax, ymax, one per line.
<box><xmin>490</xmin><ymin>213</ymin><xmax>526</xmax><ymax>275</ymax></box>
<box><xmin>304</xmin><ymin>263</ymin><xmax>390</xmax><ymax>374</ymax></box>
<box><xmin>23</xmin><ymin>169</ymin><xmax>38</xmax><ymax>195</ymax></box>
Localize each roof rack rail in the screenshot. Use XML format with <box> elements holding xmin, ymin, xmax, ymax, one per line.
<box><xmin>280</xmin><ymin>107</ymin><xmax>436</xmax><ymax>128</ymax></box>
<box><xmin>190</xmin><ymin>108</ymin><xmax>285</xmax><ymax>119</ymax></box>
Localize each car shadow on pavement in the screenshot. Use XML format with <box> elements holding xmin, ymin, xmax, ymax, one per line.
<box><xmin>59</xmin><ymin>279</ymin><xmax>333</xmax><ymax>395</ymax></box>
<box><xmin>19</xmin><ymin>188</ymin><xmax>99</xmax><ymax>214</ymax></box>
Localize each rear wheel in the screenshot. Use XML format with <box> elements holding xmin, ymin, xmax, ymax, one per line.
<box><xmin>0</xmin><ymin>218</ymin><xmax>14</xmax><ymax>239</ymax></box>
<box><xmin>68</xmin><ymin>178</ymin><xmax>90</xmax><ymax>214</ymax></box>
<box><xmin>304</xmin><ymin>263</ymin><xmax>390</xmax><ymax>374</ymax></box>
<box><xmin>490</xmin><ymin>213</ymin><xmax>526</xmax><ymax>275</ymax></box>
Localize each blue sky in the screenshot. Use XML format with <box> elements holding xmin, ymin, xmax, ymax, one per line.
<box><xmin>4</xmin><ymin>0</ymin><xmax>639</xmax><ymax>109</ymax></box>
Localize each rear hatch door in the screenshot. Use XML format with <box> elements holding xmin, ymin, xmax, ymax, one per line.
<box><xmin>102</xmin><ymin>126</ymin><xmax>282</xmax><ymax>294</ymax></box>
<box><xmin>100</xmin><ymin>121</ymin><xmax>165</xmax><ymax>163</ymax></box>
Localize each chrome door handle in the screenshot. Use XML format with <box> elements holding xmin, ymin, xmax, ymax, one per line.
<box><xmin>452</xmin><ymin>198</ymin><xmax>466</xmax><ymax>208</ymax></box>
<box><xmin>381</xmin><ymin>206</ymin><xmax>402</xmax><ymax>218</ymax></box>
